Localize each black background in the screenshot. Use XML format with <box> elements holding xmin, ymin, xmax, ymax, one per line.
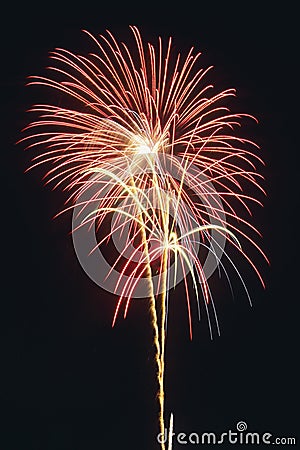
<box><xmin>1</xmin><ymin>2</ymin><xmax>298</xmax><ymax>449</ymax></box>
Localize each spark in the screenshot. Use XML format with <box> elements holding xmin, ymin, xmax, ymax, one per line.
<box><xmin>168</xmin><ymin>413</ymin><xmax>174</xmax><ymax>450</ymax></box>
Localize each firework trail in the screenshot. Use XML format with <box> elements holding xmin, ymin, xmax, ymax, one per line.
<box><xmin>168</xmin><ymin>413</ymin><xmax>174</xmax><ymax>450</ymax></box>
<box><xmin>20</xmin><ymin>26</ymin><xmax>267</xmax><ymax>449</ymax></box>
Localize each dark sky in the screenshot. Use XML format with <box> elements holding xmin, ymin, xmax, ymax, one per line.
<box><xmin>1</xmin><ymin>2</ymin><xmax>298</xmax><ymax>449</ymax></box>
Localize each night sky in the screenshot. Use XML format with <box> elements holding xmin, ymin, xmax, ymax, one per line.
<box><xmin>1</xmin><ymin>2</ymin><xmax>298</xmax><ymax>449</ymax></box>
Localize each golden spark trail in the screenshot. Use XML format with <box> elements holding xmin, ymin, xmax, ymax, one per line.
<box><xmin>158</xmin><ymin>244</ymin><xmax>168</xmax><ymax>449</ymax></box>
<box><xmin>168</xmin><ymin>413</ymin><xmax>174</xmax><ymax>450</ymax></box>
<box><xmin>129</xmin><ymin>174</ymin><xmax>166</xmax><ymax>449</ymax></box>
<box><xmin>140</xmin><ymin>218</ymin><xmax>165</xmax><ymax>450</ymax></box>
<box><xmin>142</xmin><ymin>221</ymin><xmax>166</xmax><ymax>450</ymax></box>
<box><xmin>158</xmin><ymin>199</ymin><xmax>171</xmax><ymax>447</ymax></box>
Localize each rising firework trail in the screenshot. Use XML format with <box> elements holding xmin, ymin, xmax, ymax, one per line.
<box><xmin>20</xmin><ymin>26</ymin><xmax>267</xmax><ymax>449</ymax></box>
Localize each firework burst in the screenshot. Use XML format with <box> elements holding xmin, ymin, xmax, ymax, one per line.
<box><xmin>20</xmin><ymin>26</ymin><xmax>267</xmax><ymax>449</ymax></box>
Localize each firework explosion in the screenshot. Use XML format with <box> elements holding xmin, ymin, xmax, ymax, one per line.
<box><xmin>20</xmin><ymin>26</ymin><xmax>267</xmax><ymax>449</ymax></box>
